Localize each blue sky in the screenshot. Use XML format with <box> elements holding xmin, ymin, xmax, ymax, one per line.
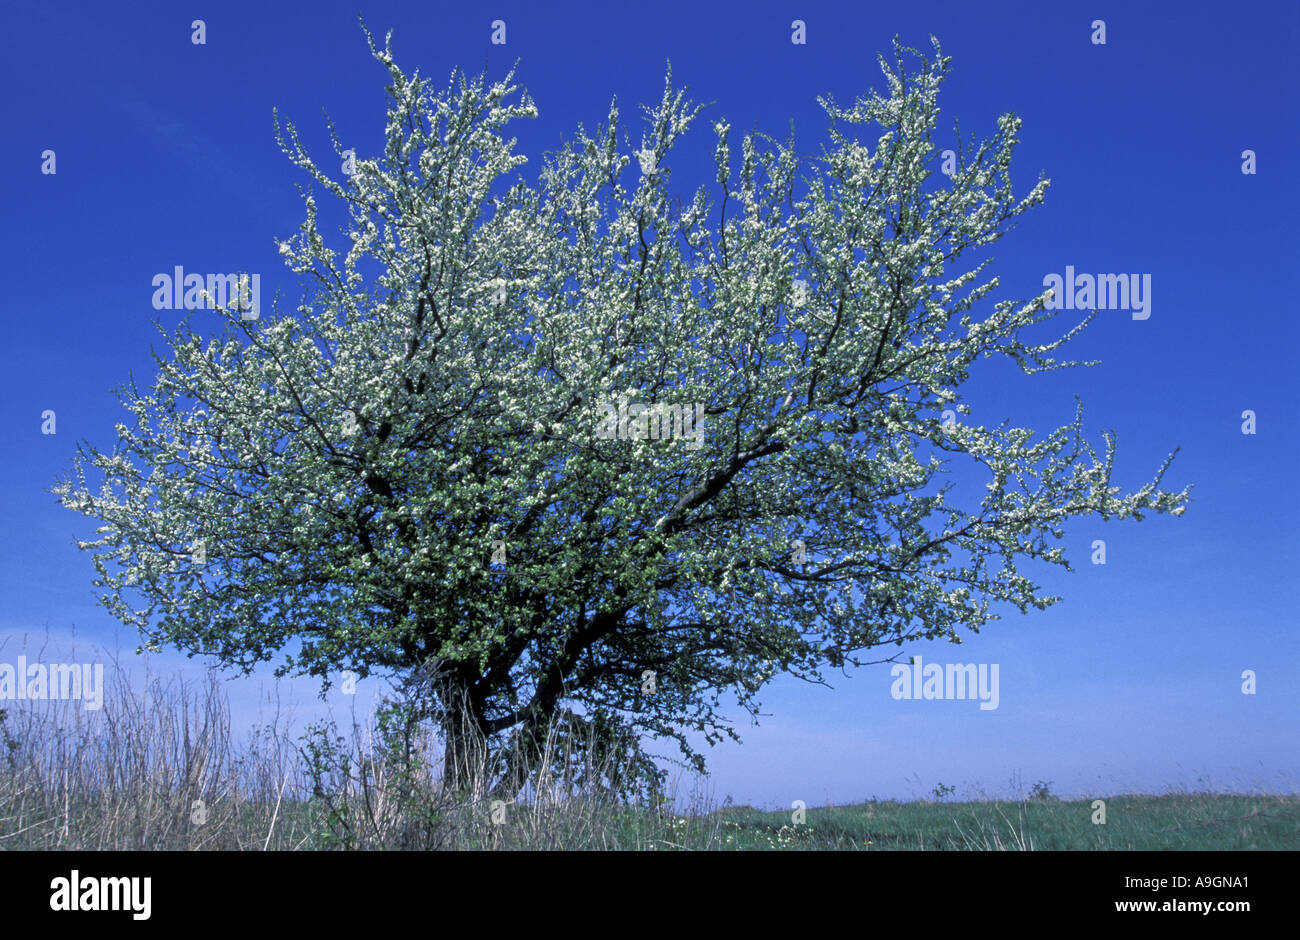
<box><xmin>1</xmin><ymin>0</ymin><xmax>1296</xmax><ymax>808</ymax></box>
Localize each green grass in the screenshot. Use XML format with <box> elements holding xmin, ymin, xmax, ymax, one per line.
<box><xmin>182</xmin><ymin>790</ymin><xmax>1300</xmax><ymax>851</ymax></box>
<box><xmin>663</xmin><ymin>793</ymin><xmax>1300</xmax><ymax>850</ymax></box>
<box><xmin>7</xmin><ymin>789</ymin><xmax>1296</xmax><ymax>850</ymax></box>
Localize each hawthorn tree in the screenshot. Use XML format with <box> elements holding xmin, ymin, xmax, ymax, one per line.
<box><xmin>55</xmin><ymin>29</ymin><xmax>1189</xmax><ymax>801</ymax></box>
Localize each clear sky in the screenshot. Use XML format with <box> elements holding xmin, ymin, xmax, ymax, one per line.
<box><xmin>1</xmin><ymin>0</ymin><xmax>1296</xmax><ymax>808</ymax></box>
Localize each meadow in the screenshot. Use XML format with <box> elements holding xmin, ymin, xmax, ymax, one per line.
<box><xmin>1</xmin><ymin>661</ymin><xmax>1294</xmax><ymax>851</ymax></box>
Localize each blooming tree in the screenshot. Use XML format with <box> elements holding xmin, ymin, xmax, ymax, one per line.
<box><xmin>54</xmin><ymin>29</ymin><xmax>1190</xmax><ymax>799</ymax></box>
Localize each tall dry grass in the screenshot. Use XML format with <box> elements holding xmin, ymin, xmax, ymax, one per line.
<box><xmin>0</xmin><ymin>657</ymin><xmax>720</xmax><ymax>850</ymax></box>
<box><xmin>8</xmin><ymin>657</ymin><xmax>1289</xmax><ymax>851</ymax></box>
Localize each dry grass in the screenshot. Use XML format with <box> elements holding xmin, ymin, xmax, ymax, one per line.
<box><xmin>2</xmin><ymin>657</ymin><xmax>1293</xmax><ymax>851</ymax></box>
<box><xmin>0</xmin><ymin>657</ymin><xmax>716</xmax><ymax>850</ymax></box>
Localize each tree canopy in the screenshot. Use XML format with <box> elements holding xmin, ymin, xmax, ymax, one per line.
<box><xmin>54</xmin><ymin>28</ymin><xmax>1190</xmax><ymax>800</ymax></box>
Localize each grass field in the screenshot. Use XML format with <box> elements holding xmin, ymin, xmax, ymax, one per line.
<box><xmin>672</xmin><ymin>793</ymin><xmax>1300</xmax><ymax>851</ymax></box>
<box><xmin>6</xmin><ymin>788</ymin><xmax>1295</xmax><ymax>851</ymax></box>
<box><xmin>1</xmin><ymin>660</ymin><xmax>1295</xmax><ymax>850</ymax></box>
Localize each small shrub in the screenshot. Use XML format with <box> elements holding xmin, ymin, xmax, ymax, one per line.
<box><xmin>931</xmin><ymin>782</ymin><xmax>957</xmax><ymax>802</ymax></box>
<box><xmin>1029</xmin><ymin>780</ymin><xmax>1057</xmax><ymax>802</ymax></box>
